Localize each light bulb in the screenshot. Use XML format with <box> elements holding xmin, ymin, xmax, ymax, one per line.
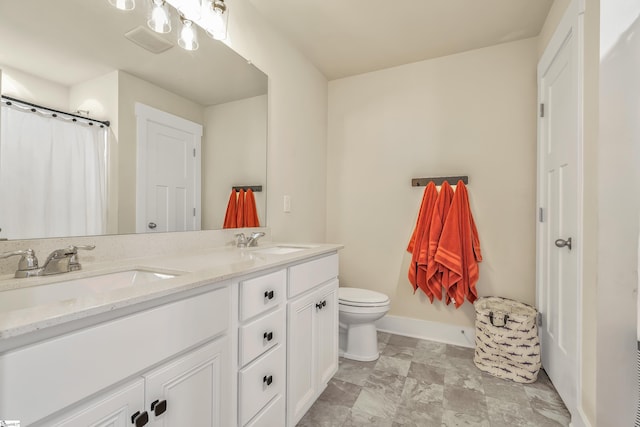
<box><xmin>204</xmin><ymin>0</ymin><xmax>228</xmax><ymax>40</ymax></box>
<box><xmin>148</xmin><ymin>0</ymin><xmax>171</xmax><ymax>33</ymax></box>
<box><xmin>178</xmin><ymin>19</ymin><xmax>199</xmax><ymax>51</ymax></box>
<box><xmin>108</xmin><ymin>0</ymin><xmax>135</xmax><ymax>11</ymax></box>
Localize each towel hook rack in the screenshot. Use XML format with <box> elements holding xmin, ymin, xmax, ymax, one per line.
<box><xmin>411</xmin><ymin>176</ymin><xmax>468</xmax><ymax>187</ymax></box>
<box><xmin>232</xmin><ymin>185</ymin><xmax>263</xmax><ymax>192</ymax></box>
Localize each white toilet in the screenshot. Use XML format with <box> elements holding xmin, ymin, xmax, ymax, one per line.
<box><xmin>338</xmin><ymin>287</ymin><xmax>391</xmax><ymax>361</ymax></box>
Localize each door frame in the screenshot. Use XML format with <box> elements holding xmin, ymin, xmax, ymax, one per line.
<box><xmin>135</xmin><ymin>102</ymin><xmax>202</xmax><ymax>233</ymax></box>
<box><xmin>536</xmin><ymin>0</ymin><xmax>588</xmax><ymax>425</ymax></box>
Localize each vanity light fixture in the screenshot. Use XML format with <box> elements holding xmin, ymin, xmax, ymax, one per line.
<box><xmin>177</xmin><ymin>0</ymin><xmax>202</xmax><ymax>21</ymax></box>
<box><xmin>148</xmin><ymin>0</ymin><xmax>171</xmax><ymax>34</ymax></box>
<box><xmin>178</xmin><ymin>17</ymin><xmax>199</xmax><ymax>51</ymax></box>
<box><xmin>108</xmin><ymin>0</ymin><xmax>136</xmax><ymax>11</ymax></box>
<box><xmin>203</xmin><ymin>0</ymin><xmax>228</xmax><ymax>41</ymax></box>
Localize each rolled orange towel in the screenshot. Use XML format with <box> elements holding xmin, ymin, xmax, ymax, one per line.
<box><xmin>244</xmin><ymin>189</ymin><xmax>260</xmax><ymax>227</ymax></box>
<box><xmin>434</xmin><ymin>181</ymin><xmax>482</xmax><ymax>308</ymax></box>
<box><xmin>223</xmin><ymin>189</ymin><xmax>237</xmax><ymax>228</ymax></box>
<box><xmin>407</xmin><ymin>181</ymin><xmax>438</xmax><ymax>297</ymax></box>
<box><xmin>236</xmin><ymin>189</ymin><xmax>245</xmax><ymax>228</ymax></box>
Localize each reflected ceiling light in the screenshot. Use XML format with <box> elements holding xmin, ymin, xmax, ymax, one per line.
<box><xmin>204</xmin><ymin>0</ymin><xmax>228</xmax><ymax>41</ymax></box>
<box><xmin>178</xmin><ymin>17</ymin><xmax>199</xmax><ymax>51</ymax></box>
<box><xmin>148</xmin><ymin>0</ymin><xmax>171</xmax><ymax>34</ymax></box>
<box><xmin>108</xmin><ymin>0</ymin><xmax>136</xmax><ymax>11</ymax></box>
<box><xmin>177</xmin><ymin>0</ymin><xmax>202</xmax><ymax>21</ymax></box>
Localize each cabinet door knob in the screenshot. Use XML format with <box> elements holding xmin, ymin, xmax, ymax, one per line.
<box><xmin>264</xmin><ymin>290</ymin><xmax>274</xmax><ymax>300</ymax></box>
<box><xmin>316</xmin><ymin>302</ymin><xmax>323</xmax><ymax>310</ymax></box>
<box><xmin>131</xmin><ymin>411</ymin><xmax>149</xmax><ymax>427</ymax></box>
<box><xmin>322</xmin><ymin>300</ymin><xmax>327</xmax><ymax>307</ymax></box>
<box><xmin>151</xmin><ymin>399</ymin><xmax>167</xmax><ymax>416</ymax></box>
<box><xmin>263</xmin><ymin>331</ymin><xmax>274</xmax><ymax>342</ymax></box>
<box><xmin>263</xmin><ymin>375</ymin><xmax>273</xmax><ymax>386</ymax></box>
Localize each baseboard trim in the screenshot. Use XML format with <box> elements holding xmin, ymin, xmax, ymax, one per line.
<box><xmin>375</xmin><ymin>315</ymin><xmax>476</xmax><ymax>348</ymax></box>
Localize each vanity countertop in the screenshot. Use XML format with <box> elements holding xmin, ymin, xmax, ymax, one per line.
<box><xmin>0</xmin><ymin>243</ymin><xmax>342</xmax><ymax>342</ymax></box>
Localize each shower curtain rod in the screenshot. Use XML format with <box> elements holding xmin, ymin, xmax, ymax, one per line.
<box><xmin>1</xmin><ymin>95</ymin><xmax>110</xmax><ymax>127</ymax></box>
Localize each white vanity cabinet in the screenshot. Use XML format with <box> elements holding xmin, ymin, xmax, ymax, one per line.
<box><xmin>286</xmin><ymin>254</ymin><xmax>339</xmax><ymax>427</ymax></box>
<box><xmin>0</xmin><ymin>284</ymin><xmax>232</xmax><ymax>426</ymax></box>
<box><xmin>237</xmin><ymin>269</ymin><xmax>287</xmax><ymax>427</ymax></box>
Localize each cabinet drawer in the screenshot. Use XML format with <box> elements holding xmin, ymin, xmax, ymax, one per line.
<box><xmin>288</xmin><ymin>253</ymin><xmax>338</xmax><ymax>298</ymax></box>
<box><xmin>245</xmin><ymin>394</ymin><xmax>285</xmax><ymax>427</ymax></box>
<box><xmin>239</xmin><ymin>307</ymin><xmax>285</xmax><ymax>367</ymax></box>
<box><xmin>240</xmin><ymin>270</ymin><xmax>286</xmax><ymax>321</ymax></box>
<box><xmin>238</xmin><ymin>344</ymin><xmax>285</xmax><ymax>426</ymax></box>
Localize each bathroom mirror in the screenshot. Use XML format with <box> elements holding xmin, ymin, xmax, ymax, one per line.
<box><xmin>0</xmin><ymin>0</ymin><xmax>268</xmax><ymax>240</ymax></box>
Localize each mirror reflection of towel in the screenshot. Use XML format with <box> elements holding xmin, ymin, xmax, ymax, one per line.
<box><xmin>236</xmin><ymin>189</ymin><xmax>245</xmax><ymax>227</ymax></box>
<box><xmin>223</xmin><ymin>189</ymin><xmax>237</xmax><ymax>228</ymax></box>
<box><xmin>244</xmin><ymin>189</ymin><xmax>260</xmax><ymax>227</ymax></box>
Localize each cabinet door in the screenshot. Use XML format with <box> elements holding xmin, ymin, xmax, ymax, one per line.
<box><xmin>144</xmin><ymin>338</ymin><xmax>229</xmax><ymax>427</ymax></box>
<box><xmin>316</xmin><ymin>280</ymin><xmax>339</xmax><ymax>387</ymax></box>
<box><xmin>48</xmin><ymin>379</ymin><xmax>145</xmax><ymax>427</ymax></box>
<box><xmin>287</xmin><ymin>291</ymin><xmax>317</xmax><ymax>425</ymax></box>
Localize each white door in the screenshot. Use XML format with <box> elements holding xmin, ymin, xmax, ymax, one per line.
<box><xmin>144</xmin><ymin>338</ymin><xmax>228</xmax><ymax>427</ymax></box>
<box><xmin>537</xmin><ymin>1</ymin><xmax>582</xmax><ymax>419</ymax></box>
<box><xmin>315</xmin><ymin>281</ymin><xmax>339</xmax><ymax>387</ymax></box>
<box><xmin>135</xmin><ymin>103</ymin><xmax>202</xmax><ymax>233</ymax></box>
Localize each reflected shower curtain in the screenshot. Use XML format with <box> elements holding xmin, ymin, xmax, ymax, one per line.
<box><xmin>0</xmin><ymin>105</ymin><xmax>107</xmax><ymax>239</ymax></box>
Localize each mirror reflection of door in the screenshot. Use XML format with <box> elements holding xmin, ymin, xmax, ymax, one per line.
<box><xmin>135</xmin><ymin>103</ymin><xmax>202</xmax><ymax>233</ymax></box>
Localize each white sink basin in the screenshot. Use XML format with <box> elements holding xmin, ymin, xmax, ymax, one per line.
<box><xmin>252</xmin><ymin>245</ymin><xmax>313</xmax><ymax>255</ymax></box>
<box><xmin>0</xmin><ymin>269</ymin><xmax>176</xmax><ymax>313</ymax></box>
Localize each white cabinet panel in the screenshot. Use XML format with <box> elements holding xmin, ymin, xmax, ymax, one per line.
<box><xmin>239</xmin><ymin>270</ymin><xmax>286</xmax><ymax>321</ymax></box>
<box><xmin>238</xmin><ymin>345</ymin><xmax>285</xmax><ymax>426</ymax></box>
<box><xmin>316</xmin><ymin>283</ymin><xmax>339</xmax><ymax>386</ymax></box>
<box><xmin>244</xmin><ymin>395</ymin><xmax>285</xmax><ymax>427</ymax></box>
<box><xmin>47</xmin><ymin>379</ymin><xmax>145</xmax><ymax>427</ymax></box>
<box><xmin>288</xmin><ymin>253</ymin><xmax>338</xmax><ymax>298</ymax></box>
<box><xmin>239</xmin><ymin>307</ymin><xmax>285</xmax><ymax>367</ymax></box>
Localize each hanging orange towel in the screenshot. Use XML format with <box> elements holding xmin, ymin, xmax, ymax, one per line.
<box><xmin>434</xmin><ymin>181</ymin><xmax>482</xmax><ymax>308</ymax></box>
<box><xmin>244</xmin><ymin>189</ymin><xmax>260</xmax><ymax>227</ymax></box>
<box><xmin>407</xmin><ymin>182</ymin><xmax>438</xmax><ymax>296</ymax></box>
<box><xmin>223</xmin><ymin>189</ymin><xmax>237</xmax><ymax>228</ymax></box>
<box><xmin>236</xmin><ymin>189</ymin><xmax>245</xmax><ymax>228</ymax></box>
<box><xmin>424</xmin><ymin>181</ymin><xmax>454</xmax><ymax>302</ymax></box>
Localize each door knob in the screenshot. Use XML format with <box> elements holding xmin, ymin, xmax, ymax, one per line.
<box><xmin>131</xmin><ymin>411</ymin><xmax>149</xmax><ymax>427</ymax></box>
<box><xmin>148</xmin><ymin>222</ymin><xmax>157</xmax><ymax>229</ymax></box>
<box><xmin>151</xmin><ymin>399</ymin><xmax>167</xmax><ymax>416</ymax></box>
<box><xmin>554</xmin><ymin>237</ymin><xmax>572</xmax><ymax>250</ymax></box>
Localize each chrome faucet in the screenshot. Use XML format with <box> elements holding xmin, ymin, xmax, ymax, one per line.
<box><xmin>235</xmin><ymin>232</ymin><xmax>265</xmax><ymax>248</ymax></box>
<box><xmin>247</xmin><ymin>232</ymin><xmax>266</xmax><ymax>247</ymax></box>
<box><xmin>0</xmin><ymin>245</ymin><xmax>95</xmax><ymax>278</ymax></box>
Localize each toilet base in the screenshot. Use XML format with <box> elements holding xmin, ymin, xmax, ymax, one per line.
<box><xmin>339</xmin><ymin>322</ymin><xmax>380</xmax><ymax>361</ymax></box>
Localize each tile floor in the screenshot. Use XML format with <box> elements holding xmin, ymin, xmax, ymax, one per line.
<box><xmin>297</xmin><ymin>332</ymin><xmax>571</xmax><ymax>427</ymax></box>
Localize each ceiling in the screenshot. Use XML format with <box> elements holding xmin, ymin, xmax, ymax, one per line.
<box><xmin>0</xmin><ymin>0</ymin><xmax>267</xmax><ymax>106</ymax></box>
<box><xmin>248</xmin><ymin>0</ymin><xmax>554</xmax><ymax>80</ymax></box>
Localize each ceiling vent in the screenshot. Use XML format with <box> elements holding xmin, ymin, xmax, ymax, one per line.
<box><xmin>124</xmin><ymin>26</ymin><xmax>173</xmax><ymax>54</ymax></box>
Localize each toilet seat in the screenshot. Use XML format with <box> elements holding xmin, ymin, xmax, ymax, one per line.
<box><xmin>339</xmin><ymin>287</ymin><xmax>390</xmax><ymax>307</ymax></box>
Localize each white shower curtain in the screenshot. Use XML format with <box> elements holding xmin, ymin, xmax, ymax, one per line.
<box><xmin>0</xmin><ymin>104</ymin><xmax>107</xmax><ymax>239</ymax></box>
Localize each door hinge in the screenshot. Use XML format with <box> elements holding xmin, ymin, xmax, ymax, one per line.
<box><xmin>193</xmin><ymin>208</ymin><xmax>196</xmax><ymax>216</ymax></box>
<box><xmin>193</xmin><ymin>148</ymin><xmax>196</xmax><ymax>157</ymax></box>
<box><xmin>539</xmin><ymin>207</ymin><xmax>544</xmax><ymax>223</ymax></box>
<box><xmin>540</xmin><ymin>103</ymin><xmax>545</xmax><ymax>118</ymax></box>
<box><xmin>537</xmin><ymin>312</ymin><xmax>542</xmax><ymax>327</ymax></box>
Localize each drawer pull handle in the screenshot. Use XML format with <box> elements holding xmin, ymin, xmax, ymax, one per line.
<box><xmin>322</xmin><ymin>300</ymin><xmax>327</xmax><ymax>307</ymax></box>
<box><xmin>263</xmin><ymin>375</ymin><xmax>273</xmax><ymax>386</ymax></box>
<box><xmin>131</xmin><ymin>411</ymin><xmax>149</xmax><ymax>426</ymax></box>
<box><xmin>316</xmin><ymin>302</ymin><xmax>322</xmax><ymax>310</ymax></box>
<box><xmin>264</xmin><ymin>290</ymin><xmax>275</xmax><ymax>300</ymax></box>
<box><xmin>263</xmin><ymin>331</ymin><xmax>274</xmax><ymax>342</ymax></box>
<box><xmin>151</xmin><ymin>399</ymin><xmax>167</xmax><ymax>416</ymax></box>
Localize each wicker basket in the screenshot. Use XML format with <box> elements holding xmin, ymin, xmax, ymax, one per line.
<box><xmin>473</xmin><ymin>296</ymin><xmax>541</xmax><ymax>383</ymax></box>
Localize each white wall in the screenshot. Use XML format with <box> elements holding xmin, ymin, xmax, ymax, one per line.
<box><xmin>0</xmin><ymin>65</ymin><xmax>69</xmax><ymax>111</ymax></box>
<box><xmin>597</xmin><ymin>1</ymin><xmax>640</xmax><ymax>424</ymax></box>
<box><xmin>203</xmin><ymin>95</ymin><xmax>267</xmax><ymax>229</ymax></box>
<box><xmin>327</xmin><ymin>38</ymin><xmax>538</xmax><ymax>328</ymax></box>
<box><xmin>223</xmin><ymin>0</ymin><xmax>328</xmax><ymax>243</ymax></box>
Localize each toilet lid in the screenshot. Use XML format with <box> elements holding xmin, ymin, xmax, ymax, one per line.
<box><xmin>338</xmin><ymin>287</ymin><xmax>390</xmax><ymax>305</ymax></box>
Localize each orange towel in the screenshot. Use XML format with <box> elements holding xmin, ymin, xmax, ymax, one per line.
<box><xmin>244</xmin><ymin>189</ymin><xmax>260</xmax><ymax>227</ymax></box>
<box><xmin>223</xmin><ymin>189</ymin><xmax>237</xmax><ymax>228</ymax></box>
<box><xmin>407</xmin><ymin>182</ymin><xmax>438</xmax><ymax>296</ymax></box>
<box><xmin>425</xmin><ymin>181</ymin><xmax>454</xmax><ymax>302</ymax></box>
<box><xmin>434</xmin><ymin>181</ymin><xmax>482</xmax><ymax>308</ymax></box>
<box><xmin>236</xmin><ymin>189</ymin><xmax>245</xmax><ymax>228</ymax></box>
